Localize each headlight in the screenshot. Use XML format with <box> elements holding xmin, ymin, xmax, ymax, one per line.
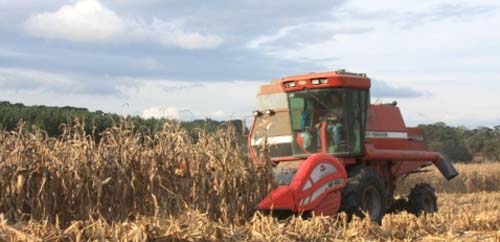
<box><xmin>284</xmin><ymin>81</ymin><xmax>296</xmax><ymax>88</ymax></box>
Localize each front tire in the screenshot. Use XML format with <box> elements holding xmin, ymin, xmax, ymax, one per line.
<box><xmin>408</xmin><ymin>183</ymin><xmax>438</xmax><ymax>215</ymax></box>
<box><xmin>341</xmin><ymin>166</ymin><xmax>387</xmax><ymax>224</ymax></box>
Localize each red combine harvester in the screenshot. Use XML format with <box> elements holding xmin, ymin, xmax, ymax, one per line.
<box><xmin>248</xmin><ymin>70</ymin><xmax>458</xmax><ymax>222</ymax></box>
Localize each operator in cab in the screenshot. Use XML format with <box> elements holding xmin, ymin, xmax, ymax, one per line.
<box><xmin>316</xmin><ymin>92</ymin><xmax>345</xmax><ymax>153</ymax></box>
<box><xmin>297</xmin><ymin>91</ymin><xmax>346</xmax><ymax>153</ymax></box>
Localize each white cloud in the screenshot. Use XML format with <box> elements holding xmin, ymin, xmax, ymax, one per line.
<box><xmin>0</xmin><ymin>48</ymin><xmax>30</xmax><ymax>59</ymax></box>
<box><xmin>23</xmin><ymin>0</ymin><xmax>223</xmax><ymax>50</ymax></box>
<box><xmin>137</xmin><ymin>57</ymin><xmax>162</xmax><ymax>70</ymax></box>
<box><xmin>0</xmin><ymin>67</ymin><xmax>130</xmax><ymax>95</ymax></box>
<box><xmin>248</xmin><ymin>26</ymin><xmax>296</xmax><ymax>49</ymax></box>
<box><xmin>24</xmin><ymin>0</ymin><xmax>126</xmax><ymax>43</ymax></box>
<box><xmin>245</xmin><ymin>0</ymin><xmax>500</xmax><ymax>127</ymax></box>
<box><xmin>0</xmin><ymin>67</ymin><xmax>76</xmax><ymax>92</ymax></box>
<box><xmin>0</xmin><ymin>70</ymin><xmax>262</xmax><ymax>120</ymax></box>
<box><xmin>149</xmin><ymin>18</ymin><xmax>224</xmax><ymax>50</ymax></box>
<box><xmin>209</xmin><ymin>110</ymin><xmax>226</xmax><ymax>118</ymax></box>
<box><xmin>371</xmin><ymin>80</ymin><xmax>428</xmax><ymax>98</ymax></box>
<box><xmin>5</xmin><ymin>0</ymin><xmax>500</xmax><ymax>128</ymax></box>
<box><xmin>247</xmin><ymin>0</ymin><xmax>500</xmax><ymax>80</ymax></box>
<box><xmin>118</xmin><ymin>79</ymin><xmax>263</xmax><ymax>120</ymax></box>
<box><xmin>142</xmin><ymin>106</ymin><xmax>180</xmax><ymax>119</ymax></box>
<box><xmin>394</xmin><ymin>82</ymin><xmax>500</xmax><ymax>127</ymax></box>
<box><xmin>173</xmin><ymin>32</ymin><xmax>223</xmax><ymax>50</ymax></box>
<box><xmin>142</xmin><ymin>108</ymin><xmax>228</xmax><ymax>121</ymax></box>
<box><xmin>248</xmin><ymin>22</ymin><xmax>371</xmax><ymax>50</ymax></box>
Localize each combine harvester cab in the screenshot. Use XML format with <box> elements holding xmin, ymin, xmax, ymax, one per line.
<box><xmin>249</xmin><ymin>70</ymin><xmax>458</xmax><ymax>223</ymax></box>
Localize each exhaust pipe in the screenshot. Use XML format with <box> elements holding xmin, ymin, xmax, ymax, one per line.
<box><xmin>434</xmin><ymin>158</ymin><xmax>459</xmax><ymax>181</ymax></box>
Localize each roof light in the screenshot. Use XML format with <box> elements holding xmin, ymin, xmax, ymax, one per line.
<box><xmin>311</xmin><ymin>78</ymin><xmax>328</xmax><ymax>85</ymax></box>
<box><xmin>264</xmin><ymin>109</ymin><xmax>275</xmax><ymax>115</ymax></box>
<box><xmin>252</xmin><ymin>110</ymin><xmax>262</xmax><ymax>117</ymax></box>
<box><xmin>284</xmin><ymin>81</ymin><xmax>296</xmax><ymax>88</ymax></box>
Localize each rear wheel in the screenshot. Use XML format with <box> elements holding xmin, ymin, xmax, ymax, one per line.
<box><xmin>341</xmin><ymin>165</ymin><xmax>387</xmax><ymax>224</ymax></box>
<box><xmin>408</xmin><ymin>183</ymin><xmax>438</xmax><ymax>215</ymax></box>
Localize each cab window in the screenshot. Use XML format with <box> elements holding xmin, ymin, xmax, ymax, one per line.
<box><xmin>288</xmin><ymin>88</ymin><xmax>368</xmax><ymax>156</ymax></box>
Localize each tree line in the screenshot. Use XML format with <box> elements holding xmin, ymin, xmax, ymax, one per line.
<box><xmin>0</xmin><ymin>101</ymin><xmax>243</xmax><ymax>142</ymax></box>
<box><xmin>419</xmin><ymin>122</ymin><xmax>500</xmax><ymax>162</ymax></box>
<box><xmin>1</xmin><ymin>101</ymin><xmax>498</xmax><ymax>162</ymax></box>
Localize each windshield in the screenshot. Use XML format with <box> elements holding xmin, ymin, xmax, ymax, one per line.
<box><xmin>288</xmin><ymin>88</ymin><xmax>368</xmax><ymax>156</ymax></box>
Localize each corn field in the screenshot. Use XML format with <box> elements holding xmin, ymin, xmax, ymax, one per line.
<box><xmin>0</xmin><ymin>121</ymin><xmax>273</xmax><ymax>225</ymax></box>
<box><xmin>1</xmin><ymin>122</ymin><xmax>500</xmax><ymax>241</ymax></box>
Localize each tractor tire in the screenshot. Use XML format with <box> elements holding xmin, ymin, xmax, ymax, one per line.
<box><xmin>408</xmin><ymin>183</ymin><xmax>438</xmax><ymax>215</ymax></box>
<box><xmin>340</xmin><ymin>165</ymin><xmax>387</xmax><ymax>224</ymax></box>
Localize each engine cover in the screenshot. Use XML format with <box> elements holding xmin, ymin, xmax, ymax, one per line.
<box><xmin>258</xmin><ymin>153</ymin><xmax>347</xmax><ymax>216</ymax></box>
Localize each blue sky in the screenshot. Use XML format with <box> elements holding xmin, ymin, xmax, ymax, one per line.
<box><xmin>0</xmin><ymin>0</ymin><xmax>499</xmax><ymax>127</ymax></box>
